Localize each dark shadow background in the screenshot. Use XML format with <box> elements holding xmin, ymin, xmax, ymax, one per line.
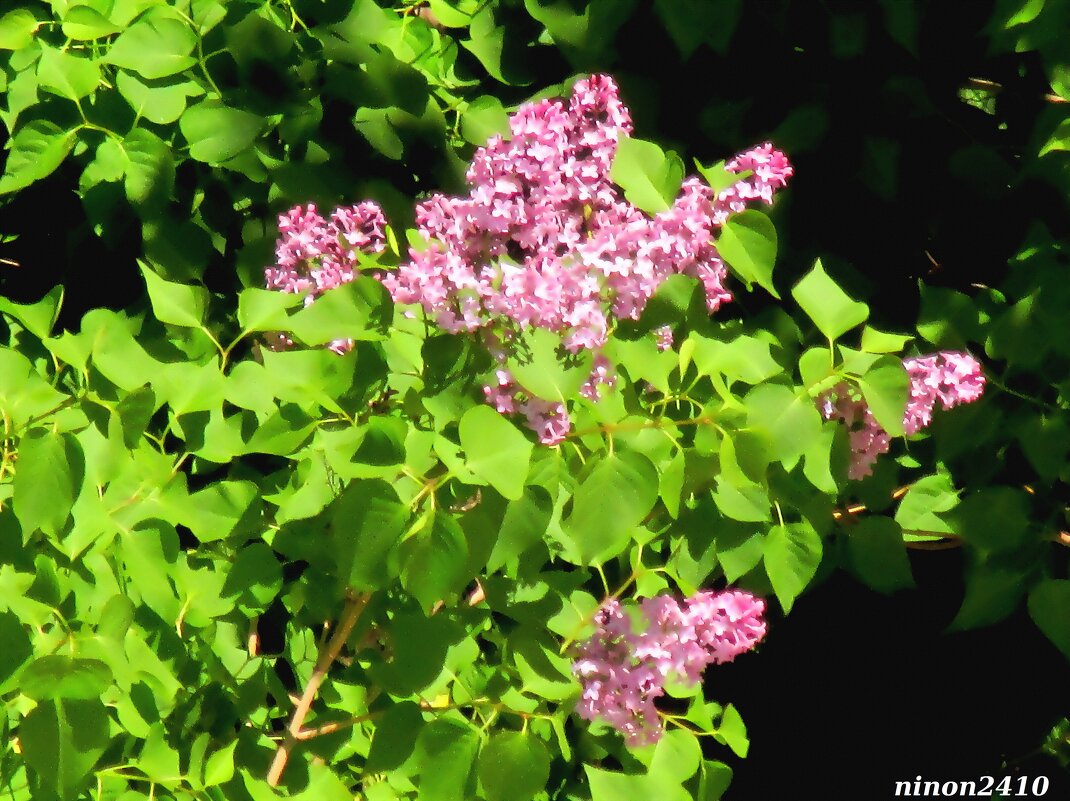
<box><xmin>714</xmin><ymin>551</ymin><xmax>1070</xmax><ymax>796</ymax></box>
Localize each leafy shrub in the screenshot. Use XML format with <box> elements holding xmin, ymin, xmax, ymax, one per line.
<box><xmin>3</xmin><ymin>1</ymin><xmax>1070</xmax><ymax>799</ymax></box>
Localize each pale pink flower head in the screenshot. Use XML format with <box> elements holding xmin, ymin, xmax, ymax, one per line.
<box><xmin>264</xmin><ymin>200</ymin><xmax>389</xmax><ymax>355</ymax></box>
<box><xmin>572</xmin><ymin>588</ymin><xmax>766</xmax><ymax>745</ymax></box>
<box><xmin>818</xmin><ymin>381</ymin><xmax>891</xmax><ymax>480</ymax></box>
<box><xmin>272</xmin><ymin>77</ymin><xmax>794</xmax><ymax>443</ymax></box>
<box><xmin>818</xmin><ymin>351</ymin><xmax>986</xmax><ymax>477</ymax></box>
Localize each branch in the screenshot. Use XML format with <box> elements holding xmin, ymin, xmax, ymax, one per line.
<box><xmin>295</xmin><ymin>711</ymin><xmax>382</xmax><ymax>741</ymax></box>
<box><xmin>266</xmin><ymin>589</ymin><xmax>370</xmax><ymax>787</ymax></box>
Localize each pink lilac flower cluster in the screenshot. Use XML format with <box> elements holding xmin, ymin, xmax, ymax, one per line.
<box><xmin>378</xmin><ymin>75</ymin><xmax>792</xmax><ymax>444</ymax></box>
<box><xmin>902</xmin><ymin>351</ymin><xmax>986</xmax><ymax>434</ymax></box>
<box><xmin>819</xmin><ymin>351</ymin><xmax>986</xmax><ymax>480</ymax></box>
<box><xmin>264</xmin><ymin>201</ymin><xmax>388</xmax><ymax>353</ymax></box>
<box><xmin>572</xmin><ymin>589</ymin><xmax>766</xmax><ymax>745</ymax></box>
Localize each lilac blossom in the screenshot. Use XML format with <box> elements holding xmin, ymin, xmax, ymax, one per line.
<box><xmin>572</xmin><ymin>589</ymin><xmax>767</xmax><ymax>745</ymax></box>
<box><xmin>265</xmin><ymin>75</ymin><xmax>793</xmax><ymax>442</ymax></box>
<box><xmin>264</xmin><ymin>201</ymin><xmax>388</xmax><ymax>353</ymax></box>
<box><xmin>381</xmin><ymin>74</ymin><xmax>792</xmax><ymax>442</ymax></box>
<box><xmin>819</xmin><ymin>351</ymin><xmax>986</xmax><ymax>479</ymax></box>
<box><xmin>902</xmin><ymin>351</ymin><xmax>986</xmax><ymax>435</ymax></box>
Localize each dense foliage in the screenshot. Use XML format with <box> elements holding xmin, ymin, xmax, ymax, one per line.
<box><xmin>2</xmin><ymin>1</ymin><xmax>1070</xmax><ymax>799</ymax></box>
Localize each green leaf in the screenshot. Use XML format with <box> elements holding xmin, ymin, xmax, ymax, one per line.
<box><xmin>860</xmin><ymin>326</ymin><xmax>912</xmax><ymax>354</ymax></box>
<box><xmin>586</xmin><ymin>765</ymin><xmax>690</xmax><ymax>801</ymax></box>
<box><xmin>122</xmin><ymin>127</ymin><xmax>174</xmax><ymax>210</ymax></box>
<box><xmin>353</xmin><ymin>107</ymin><xmax>404</xmax><ymax>160</ymax></box>
<box><xmin>845</xmin><ymin>517</ymin><xmax>914</xmax><ymax>593</ymax></box>
<box><xmin>288</xmin><ymin>278</ymin><xmax>392</xmax><ymax>345</ymax></box>
<box><xmin>20</xmin><ymin>698</ymin><xmax>109</xmax><ymax>801</ymax></box>
<box><xmin>690</xmin><ymin>333</ymin><xmax>783</xmax><ymax>386</ymax></box>
<box><xmin>713</xmin><ymin>704</ymin><xmax>749</xmax><ymax>758</ymax></box>
<box><xmin>895</xmin><ymin>473</ymin><xmax>960</xmax><ymax>535</ymax></box>
<box><xmin>1005</xmin><ymin>0</ymin><xmax>1046</xmax><ymax>28</ymax></box>
<box><xmin>459</xmin><ymin>406</ymin><xmax>533</xmax><ymax>500</ymax></box>
<box><xmin>695</xmin><ymin>158</ymin><xmax>748</xmax><ymax>194</ymax></box>
<box><xmin>14</xmin><ymin>430</ymin><xmax>81</xmax><ymax>537</ymax></box>
<box><xmin>791</xmin><ymin>259</ymin><xmax>869</xmax><ymax>343</ymax></box>
<box><xmin>116</xmin><ymin>70</ymin><xmax>203</xmax><ymax>125</ymax></box>
<box><xmin>119</xmin><ymin>520</ymin><xmax>181</xmax><ymax>624</ymax></box>
<box><xmin>1028</xmin><ymin>579</ymin><xmax>1070</xmax><ymax>662</ymax></box>
<box><xmin>81</xmin><ymin>138</ymin><xmax>125</xmax><ymax>187</ymax></box>
<box><xmin>179</xmin><ymin>480</ymin><xmax>259</xmax><ymax>542</ymax></box>
<box><xmin>330</xmin><ymin>480</ymin><xmax>408</xmax><ymax>592</ymax></box>
<box><xmin>151</xmin><ymin>359</ymin><xmax>226</xmax><ymax>416</ymax></box>
<box><xmin>430</xmin><ymin>0</ymin><xmax>477</xmax><ymax>27</ymax></box>
<box><xmin>259</xmin><ymin>349</ymin><xmax>360</xmax><ymax>414</ymax></box>
<box><xmin>366</xmin><ymin>701</ymin><xmax>424</xmax><ymax>772</ymax></box>
<box><xmin>916</xmin><ymin>284</ymin><xmax>980</xmax><ymax>348</ymax></box>
<box><xmin>484</xmin><ymin>486</ymin><xmax>553</xmax><ymax>573</ymax></box>
<box><xmin>0</xmin><ymin>285</ymin><xmax>63</xmax><ymax>339</ymax></box>
<box><xmin>222</xmin><ymin>542</ymin><xmax>282</xmax><ymax>613</ymax></box>
<box><xmin>104</xmin><ymin>15</ymin><xmax>198</xmax><ymax>79</ymax></box>
<box><xmin>562</xmin><ymin>451</ymin><xmax>658</xmax><ymax>564</ymax></box>
<box><xmin>0</xmin><ymin>9</ymin><xmax>37</xmax><ymax>50</ymax></box>
<box><xmin>402</xmin><ymin>512</ymin><xmax>470</xmax><ymax>610</ymax></box>
<box><xmin>203</xmin><ymin>740</ymin><xmax>238</xmax><ymax>786</ymax></box>
<box><xmin>237</xmin><ymin>287</ymin><xmax>301</xmax><ymax>333</ymax></box>
<box><xmin>857</xmin><ymin>356</ymin><xmax>909</xmax><ymax>436</ymax></box>
<box><xmin>140</xmin><ymin>261</ymin><xmax>208</xmax><ymax>327</ymax></box>
<box><xmin>62</xmin><ymin>6</ymin><xmax>120</xmax><ymax>39</ymax></box>
<box><xmin>461</xmin><ymin>95</ymin><xmax>511</xmax><ymax>145</ymax></box>
<box><xmin>713</xmin><ymin>478</ymin><xmax>770</xmax><ymax>523</ymax></box>
<box><xmin>0</xmin><ymin>121</ymin><xmax>77</xmax><ymax>194</ymax></box>
<box><xmin>744</xmin><ymin>384</ymin><xmax>823</xmax><ymax>469</ymax></box>
<box><xmin>946</xmin><ymin>487</ymin><xmax>1031</xmax><ymax>554</ymax></box>
<box><xmin>1017</xmin><ymin>414</ymin><xmax>1070</xmax><ymax>480</ymax></box>
<box><xmin>461</xmin><ymin>7</ymin><xmax>511</xmax><ymax>85</ymax></box>
<box><xmin>523</xmin><ymin>0</ymin><xmax>637</xmax><ymax>58</ymax></box>
<box><xmin>949</xmin><ymin>562</ymin><xmax>1026</xmax><ymax>630</ymax></box>
<box><xmin>763</xmin><ymin>521</ymin><xmax>822</xmax><ymax>612</ymax></box>
<box><xmin>610</xmin><ymin>134</ymin><xmax>684</xmax><ymax>214</ymax></box>
<box><xmin>137</xmin><ymin>722</ymin><xmax>181</xmax><ymax>783</ymax></box>
<box><xmin>508</xmin><ymin>327</ymin><xmax>593</xmax><ymax>402</ymax></box>
<box><xmin>37</xmin><ymin>46</ymin><xmax>101</xmax><ymax>100</ymax></box>
<box><xmin>180</xmin><ymin>100</ymin><xmax>267</xmax><ymax>163</ymax></box>
<box><xmin>19</xmin><ymin>656</ymin><xmax>112</xmax><ymax>701</ymax></box>
<box><xmin>414</xmin><ymin>719</ymin><xmax>479</xmax><ymax>801</ymax></box>
<box><xmin>648</xmin><ymin>728</ymin><xmax>702</xmax><ymax>783</ymax></box>
<box><xmin>716</xmin><ymin>210</ymin><xmax>779</xmax><ymax>298</ymax></box>
<box><xmin>0</xmin><ymin>611</ymin><xmax>32</xmax><ymax>693</ymax></box>
<box><xmin>478</xmin><ymin>731</ymin><xmax>550</xmax><ymax>801</ymax></box>
<box><xmin>698</xmin><ymin>760</ymin><xmax>734</xmax><ymax>801</ymax></box>
<box><xmin>656</xmin><ymin>0</ymin><xmax>740</xmax><ymax>56</ymax></box>
<box><xmin>802</xmin><ymin>424</ymin><xmax>838</xmax><ymax>494</ymax></box>
<box><xmin>798</xmin><ymin>346</ymin><xmax>838</xmax><ymax>391</ymax></box>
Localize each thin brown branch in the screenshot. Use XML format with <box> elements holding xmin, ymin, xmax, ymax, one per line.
<box><xmin>266</xmin><ymin>589</ymin><xmax>370</xmax><ymax>787</ymax></box>
<box><xmin>247</xmin><ymin>617</ymin><xmax>259</xmax><ymax>657</ymax></box>
<box><xmin>467</xmin><ymin>580</ymin><xmax>486</xmax><ymax>607</ymax></box>
<box><xmin>295</xmin><ymin>711</ymin><xmax>382</xmax><ymax>741</ymax></box>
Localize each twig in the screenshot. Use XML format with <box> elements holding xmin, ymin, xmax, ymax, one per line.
<box><xmin>247</xmin><ymin>618</ymin><xmax>259</xmax><ymax>657</ymax></box>
<box><xmin>467</xmin><ymin>580</ymin><xmax>486</xmax><ymax>607</ymax></box>
<box><xmin>295</xmin><ymin>711</ymin><xmax>382</xmax><ymax>741</ymax></box>
<box><xmin>266</xmin><ymin>590</ymin><xmax>370</xmax><ymax>787</ymax></box>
